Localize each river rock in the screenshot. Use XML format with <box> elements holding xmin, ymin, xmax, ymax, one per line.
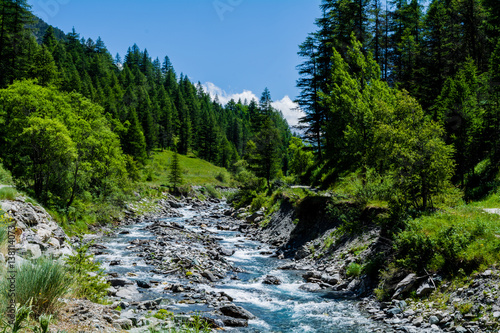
<box><xmin>262</xmin><ymin>275</ymin><xmax>282</xmax><ymax>285</ymax></box>
<box><xmin>116</xmin><ymin>285</ymin><xmax>139</xmax><ymax>299</ymax></box>
<box><xmin>246</xmin><ymin>211</ymin><xmax>264</xmax><ymax>223</ymax></box>
<box><xmin>108</xmin><ymin>278</ymin><xmax>132</xmax><ymax>287</ymax></box>
<box><xmin>392</xmin><ymin>273</ymin><xmax>418</xmax><ymax>299</ymax></box>
<box><xmin>109</xmin><ymin>260</ymin><xmax>121</xmax><ymax>266</ymax></box>
<box><xmin>136</xmin><ymin>280</ymin><xmax>151</xmax><ymax>289</ymax></box>
<box><xmin>220</xmin><ymin>316</ymin><xmax>248</xmax><ymax>327</ymax></box>
<box><xmin>26</xmin><ymin>243</ymin><xmax>42</xmax><ymax>259</ymax></box>
<box><xmin>37</xmin><ymin>227</ymin><xmax>52</xmax><ymax>242</ymax></box>
<box><xmin>167</xmin><ymin>200</ymin><xmax>183</xmax><ymax>208</ymax></box>
<box><xmin>219</xmin><ymin>304</ymin><xmax>255</xmax><ymax>320</ymax></box>
<box><xmin>416</xmin><ymin>278</ymin><xmax>435</xmax><ymax>297</ymax></box>
<box><xmin>299</xmin><ymin>283</ymin><xmax>322</xmax><ymax>292</ymax></box>
<box><xmin>202</xmin><ymin>271</ymin><xmax>218</xmax><ymax>282</ymax></box>
<box><xmin>47</xmin><ymin>237</ymin><xmax>60</xmax><ymax>249</ymax></box>
<box><xmin>113</xmin><ymin>318</ymin><xmax>133</xmax><ymax>330</ymax></box>
<box><xmin>218</xmin><ymin>247</ymin><xmax>235</xmax><ymax>257</ymax></box>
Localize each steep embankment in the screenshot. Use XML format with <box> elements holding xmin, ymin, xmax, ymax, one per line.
<box><xmin>249</xmin><ymin>195</ymin><xmax>500</xmax><ymax>333</ymax></box>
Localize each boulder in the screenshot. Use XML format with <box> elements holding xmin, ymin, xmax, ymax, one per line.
<box><xmin>219</xmin><ymin>304</ymin><xmax>255</xmax><ymax>320</ymax></box>
<box><xmin>245</xmin><ymin>211</ymin><xmax>264</xmax><ymax>223</ymax></box>
<box><xmin>262</xmin><ymin>275</ymin><xmax>282</xmax><ymax>285</ymax></box>
<box><xmin>220</xmin><ymin>316</ymin><xmax>248</xmax><ymax>327</ymax></box>
<box><xmin>113</xmin><ymin>318</ymin><xmax>133</xmax><ymax>330</ymax></box>
<box><xmin>392</xmin><ymin>273</ymin><xmax>418</xmax><ymax>299</ymax></box>
<box><xmin>116</xmin><ymin>285</ymin><xmax>139</xmax><ymax>300</ymax></box>
<box><xmin>136</xmin><ymin>280</ymin><xmax>151</xmax><ymax>289</ymax></box>
<box><xmin>36</xmin><ymin>227</ymin><xmax>52</xmax><ymax>242</ymax></box>
<box><xmin>416</xmin><ymin>279</ymin><xmax>435</xmax><ymax>297</ymax></box>
<box><xmin>108</xmin><ymin>278</ymin><xmax>132</xmax><ymax>287</ymax></box>
<box><xmin>299</xmin><ymin>283</ymin><xmax>322</xmax><ymax>292</ymax></box>
<box><xmin>47</xmin><ymin>237</ymin><xmax>60</xmax><ymax>249</ymax></box>
<box><xmin>201</xmin><ymin>271</ymin><xmax>218</xmax><ymax>282</ymax></box>
<box><xmin>218</xmin><ymin>247</ymin><xmax>235</xmax><ymax>257</ymax></box>
<box><xmin>25</xmin><ymin>244</ymin><xmax>42</xmax><ymax>259</ymax></box>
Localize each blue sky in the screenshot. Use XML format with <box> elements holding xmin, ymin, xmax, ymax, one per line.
<box><xmin>29</xmin><ymin>0</ymin><xmax>322</xmax><ymax>126</ymax></box>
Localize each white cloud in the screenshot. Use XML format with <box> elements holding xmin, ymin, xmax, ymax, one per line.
<box><xmin>272</xmin><ymin>95</ymin><xmax>303</xmax><ymax>128</ymax></box>
<box><xmin>202</xmin><ymin>82</ymin><xmax>304</xmax><ymax>128</ymax></box>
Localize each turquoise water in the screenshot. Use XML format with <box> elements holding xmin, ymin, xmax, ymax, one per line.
<box><xmin>96</xmin><ymin>205</ymin><xmax>389</xmax><ymax>332</ymax></box>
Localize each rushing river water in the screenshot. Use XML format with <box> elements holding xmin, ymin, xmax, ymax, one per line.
<box><xmin>95</xmin><ymin>204</ymin><xmax>389</xmax><ymax>332</ymax></box>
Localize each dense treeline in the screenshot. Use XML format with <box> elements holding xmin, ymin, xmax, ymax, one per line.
<box><xmin>296</xmin><ymin>0</ymin><xmax>500</xmax><ymax>205</ymax></box>
<box><xmin>0</xmin><ymin>0</ymin><xmax>291</xmax><ymax>211</ymax></box>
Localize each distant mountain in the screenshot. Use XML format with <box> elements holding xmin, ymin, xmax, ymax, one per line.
<box><xmin>28</xmin><ymin>16</ymin><xmax>66</xmax><ymax>44</ymax></box>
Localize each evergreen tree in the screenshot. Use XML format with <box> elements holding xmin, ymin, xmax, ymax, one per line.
<box><xmin>168</xmin><ymin>150</ymin><xmax>183</xmax><ymax>189</ymax></box>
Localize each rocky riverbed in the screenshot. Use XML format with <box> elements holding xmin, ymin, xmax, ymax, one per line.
<box><xmin>3</xmin><ymin>192</ymin><xmax>500</xmax><ymax>332</ymax></box>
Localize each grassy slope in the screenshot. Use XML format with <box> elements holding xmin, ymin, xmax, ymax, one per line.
<box><xmin>144</xmin><ymin>150</ymin><xmax>231</xmax><ymax>188</ymax></box>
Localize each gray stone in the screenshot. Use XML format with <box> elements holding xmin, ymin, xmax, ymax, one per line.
<box><xmin>107</xmin><ymin>286</ymin><xmax>118</xmax><ymax>296</ymax></box>
<box><xmin>116</xmin><ymin>285</ymin><xmax>139</xmax><ymax>299</ymax></box>
<box><xmin>218</xmin><ymin>247</ymin><xmax>235</xmax><ymax>257</ymax></box>
<box><xmin>36</xmin><ymin>227</ymin><xmax>51</xmax><ymax>241</ymax></box>
<box><xmin>108</xmin><ymin>278</ymin><xmax>132</xmax><ymax>287</ymax></box>
<box><xmin>113</xmin><ymin>318</ymin><xmax>133</xmax><ymax>330</ymax></box>
<box><xmin>429</xmin><ymin>316</ymin><xmax>440</xmax><ymax>325</ymax></box>
<box><xmin>412</xmin><ymin>317</ymin><xmax>424</xmax><ymax>327</ymax></box>
<box><xmin>219</xmin><ymin>304</ymin><xmax>255</xmax><ymax>320</ymax></box>
<box><xmin>136</xmin><ymin>280</ymin><xmax>151</xmax><ymax>288</ymax></box>
<box><xmin>1</xmin><ymin>201</ymin><xmax>17</xmax><ymax>213</ymax></box>
<box><xmin>386</xmin><ymin>307</ymin><xmax>402</xmax><ymax>315</ymax></box>
<box><xmin>493</xmin><ymin>311</ymin><xmax>500</xmax><ymax>318</ymax></box>
<box><xmin>25</xmin><ymin>243</ymin><xmax>41</xmax><ymax>259</ymax></box>
<box><xmin>322</xmin><ymin>273</ymin><xmax>340</xmax><ymax>285</ymax></box>
<box><xmin>299</xmin><ymin>283</ymin><xmax>322</xmax><ymax>292</ymax></box>
<box><xmin>455</xmin><ymin>327</ymin><xmax>467</xmax><ymax>333</ymax></box>
<box><xmin>416</xmin><ymin>279</ymin><xmax>435</xmax><ymax>297</ymax></box>
<box><xmin>245</xmin><ymin>211</ymin><xmax>264</xmax><ymax>223</ymax></box>
<box><xmin>47</xmin><ymin>237</ymin><xmax>60</xmax><ymax>249</ymax></box>
<box><xmin>262</xmin><ymin>275</ymin><xmax>282</xmax><ymax>285</ymax></box>
<box><xmin>294</xmin><ymin>245</ymin><xmax>311</xmax><ymax>260</ymax></box>
<box><xmin>393</xmin><ymin>273</ymin><xmax>418</xmax><ymax>299</ymax></box>
<box><xmin>201</xmin><ymin>271</ymin><xmax>218</xmax><ymax>282</ymax></box>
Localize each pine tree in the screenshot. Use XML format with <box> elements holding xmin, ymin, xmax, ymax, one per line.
<box><xmin>168</xmin><ymin>151</ymin><xmax>183</xmax><ymax>189</ymax></box>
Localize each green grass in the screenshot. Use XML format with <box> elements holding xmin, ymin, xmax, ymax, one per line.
<box><xmin>144</xmin><ymin>150</ymin><xmax>232</xmax><ymax>187</ymax></box>
<box><xmin>1</xmin><ymin>257</ymin><xmax>73</xmax><ymax>316</ymax></box>
<box><xmin>0</xmin><ymin>163</ymin><xmax>13</xmax><ymax>186</ymax></box>
<box><xmin>394</xmin><ymin>205</ymin><xmax>500</xmax><ymax>274</ymax></box>
<box><xmin>0</xmin><ymin>187</ymin><xmax>17</xmax><ymax>200</ymax></box>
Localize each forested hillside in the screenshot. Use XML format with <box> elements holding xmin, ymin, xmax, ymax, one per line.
<box><xmin>295</xmin><ymin>0</ymin><xmax>500</xmax><ymax>206</ymax></box>
<box><xmin>0</xmin><ymin>0</ymin><xmax>291</xmax><ymax>214</ymax></box>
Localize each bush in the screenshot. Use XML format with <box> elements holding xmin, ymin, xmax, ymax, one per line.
<box><xmin>346</xmin><ymin>262</ymin><xmax>362</xmax><ymax>277</ymax></box>
<box><xmin>204</xmin><ymin>185</ymin><xmax>220</xmax><ymax>199</ymax></box>
<box><xmin>0</xmin><ymin>187</ymin><xmax>17</xmax><ymax>201</ymax></box>
<box><xmin>215</xmin><ymin>170</ymin><xmax>230</xmax><ymax>184</ymax></box>
<box><xmin>65</xmin><ymin>239</ymin><xmax>110</xmax><ymax>303</ymax></box>
<box><xmin>1</xmin><ymin>257</ymin><xmax>72</xmax><ymax>316</ymax></box>
<box><xmin>0</xmin><ymin>163</ymin><xmax>13</xmax><ymax>185</ymax></box>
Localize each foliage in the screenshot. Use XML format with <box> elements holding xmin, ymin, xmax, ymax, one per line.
<box><xmin>394</xmin><ymin>206</ymin><xmax>500</xmax><ymax>275</ymax></box>
<box><xmin>0</xmin><ymin>257</ymin><xmax>72</xmax><ymax>316</ymax></box>
<box><xmin>64</xmin><ymin>239</ymin><xmax>110</xmax><ymax>303</ymax></box>
<box><xmin>0</xmin><ymin>163</ymin><xmax>13</xmax><ymax>185</ymax></box>
<box><xmin>0</xmin><ymin>187</ymin><xmax>17</xmax><ymax>201</ymax></box>
<box><xmin>346</xmin><ymin>262</ymin><xmax>362</xmax><ymax>277</ymax></box>
<box><xmin>168</xmin><ymin>151</ymin><xmax>183</xmax><ymax>189</ymax></box>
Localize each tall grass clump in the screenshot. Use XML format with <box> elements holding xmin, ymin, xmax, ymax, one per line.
<box><xmin>0</xmin><ymin>187</ymin><xmax>17</xmax><ymax>201</ymax></box>
<box><xmin>2</xmin><ymin>257</ymin><xmax>72</xmax><ymax>316</ymax></box>
<box><xmin>0</xmin><ymin>163</ymin><xmax>13</xmax><ymax>185</ymax></box>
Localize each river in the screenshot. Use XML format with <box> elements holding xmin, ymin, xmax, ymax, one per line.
<box><xmin>95</xmin><ymin>202</ymin><xmax>389</xmax><ymax>332</ymax></box>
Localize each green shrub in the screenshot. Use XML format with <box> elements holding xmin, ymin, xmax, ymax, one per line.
<box><xmin>65</xmin><ymin>239</ymin><xmax>110</xmax><ymax>303</ymax></box>
<box><xmin>204</xmin><ymin>185</ymin><xmax>220</xmax><ymax>199</ymax></box>
<box><xmin>0</xmin><ymin>163</ymin><xmax>13</xmax><ymax>185</ymax></box>
<box><xmin>346</xmin><ymin>262</ymin><xmax>362</xmax><ymax>277</ymax></box>
<box><xmin>153</xmin><ymin>309</ymin><xmax>173</xmax><ymax>320</ymax></box>
<box><xmin>0</xmin><ymin>187</ymin><xmax>17</xmax><ymax>201</ymax></box>
<box><xmin>2</xmin><ymin>257</ymin><xmax>72</xmax><ymax>316</ymax></box>
<box><xmin>215</xmin><ymin>171</ymin><xmax>230</xmax><ymax>184</ymax></box>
